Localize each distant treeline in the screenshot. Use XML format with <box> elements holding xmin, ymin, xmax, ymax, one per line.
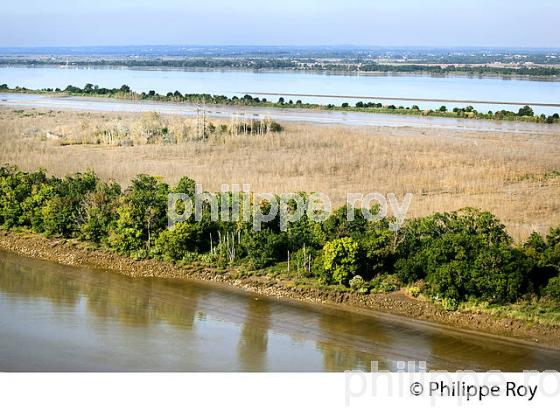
<box><xmin>358</xmin><ymin>63</ymin><xmax>560</xmax><ymax>77</ymax></box>
<box><xmin>2</xmin><ymin>83</ymin><xmax>559</xmax><ymax>124</ymax></box>
<box><xmin>1</xmin><ymin>166</ymin><xmax>559</xmax><ymax>310</ymax></box>
<box><xmin>1</xmin><ymin>58</ymin><xmax>560</xmax><ymax>77</ymax></box>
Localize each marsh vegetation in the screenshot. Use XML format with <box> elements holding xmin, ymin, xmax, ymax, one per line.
<box><xmin>1</xmin><ymin>107</ymin><xmax>559</xmax><ymax>241</ymax></box>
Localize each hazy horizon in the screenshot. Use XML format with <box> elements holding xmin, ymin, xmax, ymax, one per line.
<box><xmin>2</xmin><ymin>0</ymin><xmax>559</xmax><ymax>48</ymax></box>
<box><xmin>1</xmin><ymin>44</ymin><xmax>559</xmax><ymax>52</ymax></box>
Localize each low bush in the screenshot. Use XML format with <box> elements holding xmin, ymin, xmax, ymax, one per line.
<box><xmin>349</xmin><ymin>275</ymin><xmax>369</xmax><ymax>293</ymax></box>
<box><xmin>369</xmin><ymin>273</ymin><xmax>401</xmax><ymax>294</ymax></box>
<box><xmin>544</xmin><ymin>277</ymin><xmax>560</xmax><ymax>301</ymax></box>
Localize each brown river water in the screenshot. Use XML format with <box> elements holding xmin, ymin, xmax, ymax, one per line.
<box><xmin>1</xmin><ymin>250</ymin><xmax>559</xmax><ymax>372</ymax></box>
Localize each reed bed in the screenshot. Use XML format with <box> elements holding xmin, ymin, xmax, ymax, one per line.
<box><xmin>1</xmin><ymin>107</ymin><xmax>559</xmax><ymax>241</ymax></box>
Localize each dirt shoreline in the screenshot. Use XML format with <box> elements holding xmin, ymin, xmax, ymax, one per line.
<box><xmin>1</xmin><ymin>229</ymin><xmax>559</xmax><ymax>350</ymax></box>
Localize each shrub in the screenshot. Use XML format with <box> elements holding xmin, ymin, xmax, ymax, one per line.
<box><xmin>154</xmin><ymin>221</ymin><xmax>201</xmax><ymax>261</ymax></box>
<box><xmin>349</xmin><ymin>275</ymin><xmax>369</xmax><ymax>293</ymax></box>
<box><xmin>20</xmin><ymin>182</ymin><xmax>55</xmax><ymax>232</ymax></box>
<box><xmin>41</xmin><ymin>196</ymin><xmax>74</xmax><ymax>237</ymax></box>
<box><xmin>242</xmin><ymin>228</ymin><xmax>288</xmax><ymax>269</ymax></box>
<box><xmin>441</xmin><ymin>297</ymin><xmax>459</xmax><ymax>311</ymax></box>
<box><xmin>311</xmin><ymin>251</ymin><xmax>326</xmax><ymax>280</ymax></box>
<box><xmin>369</xmin><ymin>273</ymin><xmax>401</xmax><ymax>293</ymax></box>
<box><xmin>290</xmin><ymin>245</ymin><xmax>319</xmax><ymax>276</ymax></box>
<box><xmin>407</xmin><ymin>285</ymin><xmax>421</xmax><ymax>298</ymax></box>
<box><xmin>544</xmin><ymin>277</ymin><xmax>560</xmax><ymax>301</ymax></box>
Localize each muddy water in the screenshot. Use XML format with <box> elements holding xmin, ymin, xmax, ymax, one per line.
<box><xmin>1</xmin><ymin>251</ymin><xmax>559</xmax><ymax>372</ymax></box>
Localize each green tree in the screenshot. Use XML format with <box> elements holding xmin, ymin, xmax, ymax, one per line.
<box><xmin>523</xmin><ymin>232</ymin><xmax>559</xmax><ymax>294</ymax></box>
<box><xmin>242</xmin><ymin>228</ymin><xmax>288</xmax><ymax>269</ymax></box>
<box><xmin>41</xmin><ymin>171</ymin><xmax>98</xmax><ymax>237</ymax></box>
<box><xmin>545</xmin><ymin>228</ymin><xmax>560</xmax><ymax>268</ymax></box>
<box><xmin>322</xmin><ymin>237</ymin><xmax>359</xmax><ymax>285</ymax></box>
<box><xmin>79</xmin><ymin>181</ymin><xmax>121</xmax><ymax>243</ymax></box>
<box><xmin>360</xmin><ymin>219</ymin><xmax>396</xmax><ymax>278</ymax></box>
<box><xmin>395</xmin><ymin>208</ymin><xmax>529</xmax><ymax>303</ymax></box>
<box><xmin>286</xmin><ymin>214</ymin><xmax>325</xmax><ymax>251</ymax></box>
<box><xmin>321</xmin><ymin>206</ymin><xmax>368</xmax><ymax>241</ymax></box>
<box><xmin>0</xmin><ymin>167</ymin><xmax>52</xmax><ymax>230</ymax></box>
<box><xmin>173</xmin><ymin>176</ymin><xmax>196</xmax><ymax>197</ymax></box>
<box><xmin>428</xmin><ymin>241</ymin><xmax>528</xmax><ymax>303</ymax></box>
<box><xmin>518</xmin><ymin>105</ymin><xmax>534</xmax><ymax>117</ymax></box>
<box><xmin>20</xmin><ymin>180</ymin><xmax>55</xmax><ymax>232</ymax></box>
<box><xmin>108</xmin><ymin>175</ymin><xmax>169</xmax><ymax>255</ymax></box>
<box><xmin>154</xmin><ymin>221</ymin><xmax>205</xmax><ymax>261</ymax></box>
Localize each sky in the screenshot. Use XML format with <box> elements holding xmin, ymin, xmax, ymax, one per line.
<box><xmin>2</xmin><ymin>0</ymin><xmax>559</xmax><ymax>48</ymax></box>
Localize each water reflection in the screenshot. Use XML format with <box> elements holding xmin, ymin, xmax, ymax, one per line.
<box><xmin>237</xmin><ymin>298</ymin><xmax>270</xmax><ymax>371</ymax></box>
<box><xmin>316</xmin><ymin>312</ymin><xmax>393</xmax><ymax>371</ymax></box>
<box><xmin>0</xmin><ymin>254</ymin><xmax>204</xmax><ymax>329</ymax></box>
<box><xmin>0</xmin><ymin>258</ymin><xmax>81</xmax><ymax>306</ymax></box>
<box><xmin>1</xmin><ymin>250</ymin><xmax>560</xmax><ymax>371</ymax></box>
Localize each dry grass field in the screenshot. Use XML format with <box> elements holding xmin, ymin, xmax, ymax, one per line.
<box><xmin>1</xmin><ymin>107</ymin><xmax>559</xmax><ymax>241</ymax></box>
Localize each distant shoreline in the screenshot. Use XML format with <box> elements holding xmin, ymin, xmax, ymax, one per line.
<box><xmin>2</xmin><ymin>62</ymin><xmax>560</xmax><ymax>82</ymax></box>
<box><xmin>241</xmin><ymin>90</ymin><xmax>560</xmax><ymax>108</ymax></box>
<box><xmin>2</xmin><ymin>86</ymin><xmax>559</xmax><ymax>125</ymax></box>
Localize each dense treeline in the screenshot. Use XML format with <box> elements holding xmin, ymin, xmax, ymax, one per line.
<box><xmin>2</xmin><ymin>58</ymin><xmax>560</xmax><ymax>77</ymax></box>
<box><xmin>2</xmin><ymin>83</ymin><xmax>559</xmax><ymax>124</ymax></box>
<box><xmin>1</xmin><ymin>166</ymin><xmax>559</xmax><ymax>309</ymax></box>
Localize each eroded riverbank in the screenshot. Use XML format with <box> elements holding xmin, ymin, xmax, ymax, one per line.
<box><xmin>1</xmin><ymin>229</ymin><xmax>559</xmax><ymax>354</ymax></box>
